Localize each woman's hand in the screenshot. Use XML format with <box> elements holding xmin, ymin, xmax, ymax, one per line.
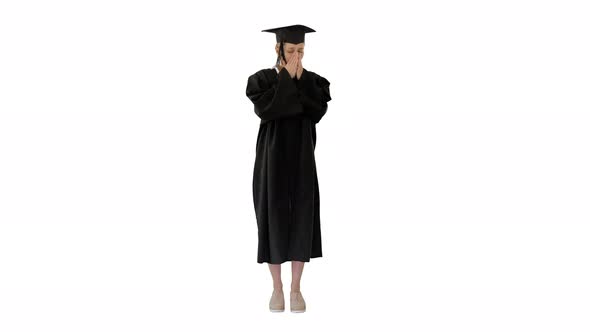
<box><xmin>284</xmin><ymin>52</ymin><xmax>299</xmax><ymax>79</ymax></box>
<box><xmin>296</xmin><ymin>54</ymin><xmax>303</xmax><ymax>80</ymax></box>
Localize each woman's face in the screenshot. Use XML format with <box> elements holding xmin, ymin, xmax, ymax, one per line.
<box><xmin>276</xmin><ymin>42</ymin><xmax>304</xmax><ymax>65</ymax></box>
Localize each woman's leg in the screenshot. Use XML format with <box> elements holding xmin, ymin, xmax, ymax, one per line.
<box><xmin>291</xmin><ymin>261</ymin><xmax>305</xmax><ymax>292</ymax></box>
<box><xmin>268</xmin><ymin>263</ymin><xmax>283</xmax><ymax>290</ymax></box>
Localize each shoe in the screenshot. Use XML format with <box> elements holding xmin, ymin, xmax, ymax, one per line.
<box><xmin>269</xmin><ymin>289</ymin><xmax>285</xmax><ymax>312</ymax></box>
<box><xmin>290</xmin><ymin>290</ymin><xmax>306</xmax><ymax>313</ymax></box>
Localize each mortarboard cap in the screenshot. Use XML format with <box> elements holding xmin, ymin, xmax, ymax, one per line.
<box><xmin>261</xmin><ymin>24</ymin><xmax>315</xmax><ymax>44</ymax></box>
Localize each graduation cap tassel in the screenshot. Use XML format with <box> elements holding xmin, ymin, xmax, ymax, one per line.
<box><xmin>280</xmin><ymin>41</ymin><xmax>287</xmax><ymax>65</ymax></box>
<box><xmin>275</xmin><ymin>41</ymin><xmax>286</xmax><ymax>68</ymax></box>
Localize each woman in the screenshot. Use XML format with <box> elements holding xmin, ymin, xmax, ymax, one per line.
<box><xmin>245</xmin><ymin>24</ymin><xmax>332</xmax><ymax>313</ymax></box>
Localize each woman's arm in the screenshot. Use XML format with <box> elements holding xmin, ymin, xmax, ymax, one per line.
<box><xmin>295</xmin><ymin>69</ymin><xmax>331</xmax><ymax>124</ymax></box>
<box><xmin>246</xmin><ymin>67</ymin><xmax>304</xmax><ymax>122</ymax></box>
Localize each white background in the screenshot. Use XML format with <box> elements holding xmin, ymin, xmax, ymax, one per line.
<box><xmin>1</xmin><ymin>0</ymin><xmax>589</xmax><ymax>331</ymax></box>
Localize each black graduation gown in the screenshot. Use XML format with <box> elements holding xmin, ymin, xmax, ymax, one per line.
<box><xmin>246</xmin><ymin>66</ymin><xmax>331</xmax><ymax>264</ymax></box>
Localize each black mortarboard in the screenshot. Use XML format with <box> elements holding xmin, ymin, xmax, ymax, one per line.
<box><xmin>261</xmin><ymin>24</ymin><xmax>315</xmax><ymax>44</ymax></box>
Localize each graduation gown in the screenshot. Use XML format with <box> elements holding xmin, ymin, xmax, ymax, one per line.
<box><xmin>246</xmin><ymin>66</ymin><xmax>331</xmax><ymax>264</ymax></box>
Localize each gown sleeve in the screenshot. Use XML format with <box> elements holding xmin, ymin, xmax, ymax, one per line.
<box><xmin>246</xmin><ymin>67</ymin><xmax>304</xmax><ymax>122</ymax></box>
<box><xmin>295</xmin><ymin>69</ymin><xmax>332</xmax><ymax>124</ymax></box>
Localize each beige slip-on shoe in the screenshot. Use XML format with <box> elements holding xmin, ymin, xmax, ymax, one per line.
<box><xmin>290</xmin><ymin>291</ymin><xmax>306</xmax><ymax>313</ymax></box>
<box><xmin>269</xmin><ymin>289</ymin><xmax>285</xmax><ymax>312</ymax></box>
